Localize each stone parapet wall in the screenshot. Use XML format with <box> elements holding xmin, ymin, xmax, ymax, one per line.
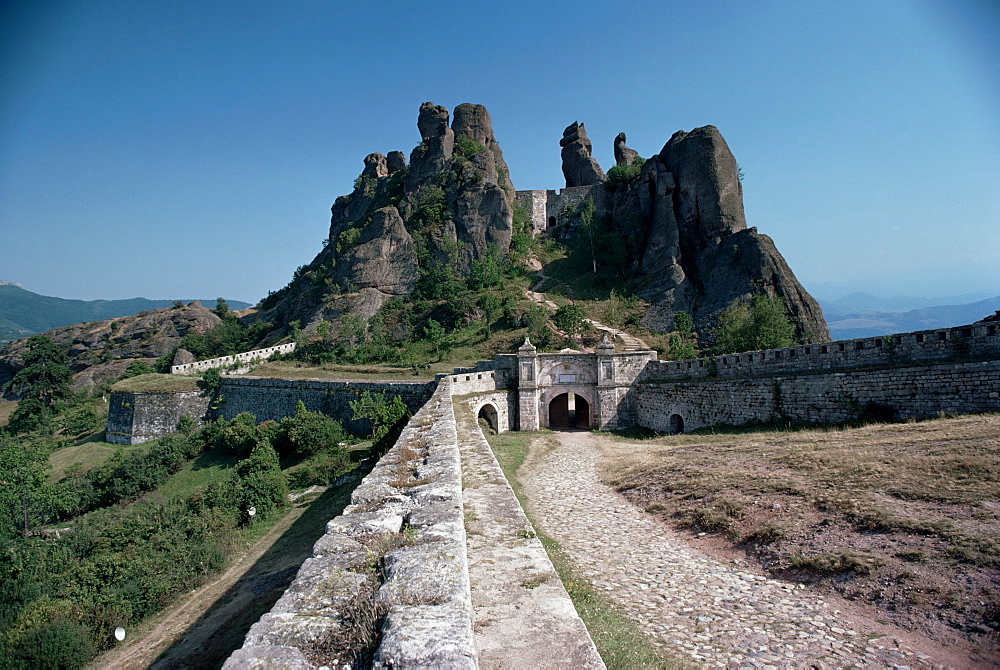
<box><xmin>170</xmin><ymin>342</ymin><xmax>297</xmax><ymax>375</ymax></box>
<box><xmin>638</xmin><ymin>359</ymin><xmax>1000</xmax><ymax>433</ymax></box>
<box><xmin>643</xmin><ymin>322</ymin><xmax>999</xmax><ymax>384</ymax></box>
<box><xmin>105</xmin><ymin>390</ymin><xmax>211</xmax><ymax>445</ymax></box>
<box><xmin>219</xmin><ymin>376</ymin><xmax>436</xmax><ymax>436</ymax></box>
<box><xmin>225</xmin><ymin>378</ymin><xmax>476</xmax><ymax>669</ymax></box>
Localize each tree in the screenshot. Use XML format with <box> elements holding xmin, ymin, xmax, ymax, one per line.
<box><xmin>477</xmin><ymin>291</ymin><xmax>503</xmax><ymax>339</ymax></box>
<box><xmin>5</xmin><ymin>336</ymin><xmax>72</xmax><ymax>409</ymax></box>
<box><xmin>349</xmin><ymin>392</ymin><xmax>409</xmax><ymax>441</ymax></box>
<box><xmin>230</xmin><ymin>442</ymin><xmax>287</xmax><ymax>517</ymax></box>
<box><xmin>423</xmin><ymin>318</ymin><xmax>446</xmax><ymax>360</ymax></box>
<box><xmin>214</xmin><ymin>297</ymin><xmax>230</xmax><ymax>317</ymax></box>
<box><xmin>0</xmin><ymin>435</ymin><xmax>52</xmax><ymax>536</ymax></box>
<box><xmin>553</xmin><ymin>304</ymin><xmax>587</xmax><ymax>340</ymax></box>
<box><xmin>712</xmin><ymin>294</ymin><xmax>797</xmax><ymax>354</ymax></box>
<box><xmin>577</xmin><ymin>199</ymin><xmax>598</xmax><ymax>274</ymax></box>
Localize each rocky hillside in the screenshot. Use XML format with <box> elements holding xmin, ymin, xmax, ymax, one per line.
<box><xmin>601</xmin><ymin>127</ymin><xmax>828</xmax><ymax>341</ymax></box>
<box><xmin>256</xmin><ymin>102</ymin><xmax>827</xmax><ymax>345</ymax></box>
<box><xmin>0</xmin><ymin>302</ymin><xmax>223</xmax><ymax>395</ymax></box>
<box><xmin>0</xmin><ymin>283</ymin><xmax>250</xmax><ymax>343</ymax></box>
<box><xmin>257</xmin><ymin>102</ymin><xmax>516</xmax><ymax>335</ymax></box>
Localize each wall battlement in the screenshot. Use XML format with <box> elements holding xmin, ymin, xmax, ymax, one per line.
<box><xmin>643</xmin><ymin>321</ymin><xmax>999</xmax><ymax>383</ymax></box>
<box><xmin>108</xmin><ymin>319</ymin><xmax>999</xmax><ymax>444</ymax></box>
<box><xmin>170</xmin><ymin>342</ymin><xmax>297</xmax><ymax>374</ymax></box>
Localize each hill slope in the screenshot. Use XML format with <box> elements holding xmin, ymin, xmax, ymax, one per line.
<box><xmin>821</xmin><ymin>295</ymin><xmax>1000</xmax><ymax>339</ymax></box>
<box><xmin>0</xmin><ymin>284</ymin><xmax>250</xmax><ymax>342</ymax></box>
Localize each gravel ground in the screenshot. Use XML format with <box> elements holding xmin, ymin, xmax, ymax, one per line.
<box><xmin>519</xmin><ymin>430</ymin><xmax>972</xmax><ymax>669</ymax></box>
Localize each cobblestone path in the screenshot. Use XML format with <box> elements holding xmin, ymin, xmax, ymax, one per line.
<box><xmin>519</xmin><ymin>431</ymin><xmax>949</xmax><ymax>669</ymax></box>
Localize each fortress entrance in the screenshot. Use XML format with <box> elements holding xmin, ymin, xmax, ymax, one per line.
<box><xmin>548</xmin><ymin>392</ymin><xmax>590</xmax><ymax>430</ymax></box>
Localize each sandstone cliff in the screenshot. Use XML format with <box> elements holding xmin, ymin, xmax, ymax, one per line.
<box><xmin>258</xmin><ymin>102</ymin><xmax>515</xmax><ymax>332</ymax></box>
<box><xmin>605</xmin><ymin>125</ymin><xmax>828</xmax><ymax>341</ymax></box>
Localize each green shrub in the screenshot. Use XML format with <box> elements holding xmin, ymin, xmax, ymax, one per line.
<box><xmin>454</xmin><ymin>133</ymin><xmax>486</xmax><ymax>158</ymax></box>
<box><xmin>605</xmin><ymin>158</ymin><xmax>644</xmax><ymax>191</ymax></box>
<box><xmin>10</xmin><ymin>618</ymin><xmax>95</xmax><ymax>669</ymax></box>
<box><xmin>282</xmin><ymin>402</ymin><xmax>347</xmax><ymax>456</ymax></box>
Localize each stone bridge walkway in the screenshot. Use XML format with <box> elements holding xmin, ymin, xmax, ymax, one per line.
<box><xmin>519</xmin><ymin>431</ymin><xmax>950</xmax><ymax>669</ymax></box>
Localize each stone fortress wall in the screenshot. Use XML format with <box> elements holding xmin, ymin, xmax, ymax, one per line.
<box><xmin>225</xmin><ymin>376</ymin><xmax>480</xmax><ymax>668</ymax></box>
<box><xmin>103</xmin><ymin>318</ymin><xmax>999</xmax><ymax>664</ymax></box>
<box><xmin>107</xmin><ymin>319</ymin><xmax>1000</xmax><ymax>444</ymax></box>
<box><xmin>515</xmin><ymin>185</ymin><xmax>607</xmax><ymax>236</ymax></box>
<box><xmin>106</xmin><ymin>389</ymin><xmax>212</xmax><ymax>445</ymax></box>
<box><xmin>170</xmin><ymin>341</ymin><xmax>297</xmax><ymax>374</ymax></box>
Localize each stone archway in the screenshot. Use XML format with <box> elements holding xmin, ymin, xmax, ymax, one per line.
<box><xmin>478</xmin><ymin>403</ymin><xmax>499</xmax><ymax>434</ymax></box>
<box><xmin>668</xmin><ymin>413</ymin><xmax>684</xmax><ymax>434</ymax></box>
<box><xmin>548</xmin><ymin>392</ymin><xmax>590</xmax><ymax>430</ymax></box>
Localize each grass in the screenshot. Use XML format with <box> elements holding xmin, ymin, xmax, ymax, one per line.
<box><xmin>156</xmin><ymin>447</ymin><xmax>243</xmax><ymax>500</ymax></box>
<box><xmin>48</xmin><ymin>440</ymin><xmax>133</xmax><ymax>481</ymax></box>
<box><xmin>486</xmin><ymin>431</ymin><xmax>683</xmax><ymax>669</ymax></box>
<box><xmin>112</xmin><ymin>373</ymin><xmax>202</xmax><ymax>392</ymax></box>
<box><xmin>0</xmin><ymin>399</ymin><xmax>17</xmax><ymax>427</ymax></box>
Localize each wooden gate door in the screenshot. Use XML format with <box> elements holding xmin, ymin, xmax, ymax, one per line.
<box><xmin>549</xmin><ymin>394</ymin><xmax>570</xmax><ymax>430</ymax></box>
<box><xmin>574</xmin><ymin>396</ymin><xmax>590</xmax><ymax>429</ymax></box>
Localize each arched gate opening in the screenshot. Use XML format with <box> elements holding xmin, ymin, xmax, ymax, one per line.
<box><xmin>548</xmin><ymin>393</ymin><xmax>590</xmax><ymax>430</ymax></box>
<box><xmin>477</xmin><ymin>403</ymin><xmax>499</xmax><ymax>434</ymax></box>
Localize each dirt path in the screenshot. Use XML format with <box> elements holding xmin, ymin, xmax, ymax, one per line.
<box><xmin>525</xmin><ymin>266</ymin><xmax>650</xmax><ymax>352</ymax></box>
<box><xmin>519</xmin><ymin>431</ymin><xmax>973</xmax><ymax>669</ymax></box>
<box><xmin>90</xmin><ymin>485</ymin><xmax>350</xmax><ymax>670</ymax></box>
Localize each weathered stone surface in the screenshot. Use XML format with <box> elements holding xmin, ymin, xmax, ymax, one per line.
<box><xmin>172</xmin><ymin>347</ymin><xmax>195</xmax><ymax>366</ymax></box>
<box><xmin>659</xmin><ymin>125</ymin><xmax>746</xmax><ymax>239</ymax></box>
<box><xmin>602</xmin><ymin>124</ymin><xmax>828</xmax><ymax>340</ymax></box>
<box><xmin>222</xmin><ymin>645</ymin><xmax>315</xmax><ymax>670</ymax></box>
<box><xmin>386</xmin><ymin>150</ymin><xmax>407</xmax><ymax>173</ymax></box>
<box><xmin>613</xmin><ymin>132</ymin><xmax>639</xmax><ymax>166</ymax></box>
<box><xmin>374</xmin><ymin>604</ymin><xmax>477</xmax><ymax>669</ymax></box>
<box><xmin>361</xmin><ymin>152</ymin><xmax>388</xmax><ymax>178</ymax></box>
<box><xmin>560</xmin><ymin>122</ymin><xmax>606</xmax><ymax>187</ymax></box>
<box><xmin>332</xmin><ymin>206</ymin><xmax>418</xmax><ymax>297</ymax></box>
<box><xmin>0</xmin><ymin>303</ymin><xmax>222</xmax><ymax>395</ymax></box>
<box><xmin>409</xmin><ymin>101</ymin><xmax>454</xmax><ymax>180</ymax></box>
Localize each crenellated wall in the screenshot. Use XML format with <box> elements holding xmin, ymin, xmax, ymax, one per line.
<box><xmin>170</xmin><ymin>342</ymin><xmax>297</xmax><ymax>375</ymax></box>
<box><xmin>641</xmin><ymin>321</ymin><xmax>998</xmax><ymax>383</ymax></box>
<box><xmin>637</xmin><ymin>359</ymin><xmax>1000</xmax><ymax>434</ymax></box>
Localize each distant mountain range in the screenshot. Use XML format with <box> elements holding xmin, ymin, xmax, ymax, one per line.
<box><xmin>819</xmin><ymin>292</ymin><xmax>1000</xmax><ymax>340</ymax></box>
<box><xmin>0</xmin><ymin>284</ymin><xmax>252</xmax><ymax>343</ymax></box>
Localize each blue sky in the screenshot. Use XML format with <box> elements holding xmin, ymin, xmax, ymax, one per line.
<box><xmin>1</xmin><ymin>0</ymin><xmax>998</xmax><ymax>305</ymax></box>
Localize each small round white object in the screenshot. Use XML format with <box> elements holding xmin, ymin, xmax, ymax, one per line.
<box><xmin>114</xmin><ymin>627</ymin><xmax>126</xmax><ymax>642</ymax></box>
<box><xmin>247</xmin><ymin>507</ymin><xmax>257</xmax><ymax>517</ymax></box>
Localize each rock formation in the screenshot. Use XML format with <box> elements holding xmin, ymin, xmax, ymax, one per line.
<box><xmin>386</xmin><ymin>151</ymin><xmax>407</xmax><ymax>174</ymax></box>
<box><xmin>0</xmin><ymin>303</ymin><xmax>223</xmax><ymax>394</ymax></box>
<box><xmin>606</xmin><ymin>125</ymin><xmax>828</xmax><ymax>341</ymax></box>
<box><xmin>257</xmin><ymin>104</ymin><xmax>825</xmax><ymax>345</ymax></box>
<box><xmin>259</xmin><ymin>102</ymin><xmax>515</xmax><ymax>333</ymax></box>
<box><xmin>361</xmin><ymin>152</ymin><xmax>388</xmax><ymax>178</ymax></box>
<box><xmin>613</xmin><ymin>132</ymin><xmax>639</xmax><ymax>166</ymax></box>
<box><xmin>560</xmin><ymin>122</ymin><xmax>605</xmax><ymax>187</ymax></box>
